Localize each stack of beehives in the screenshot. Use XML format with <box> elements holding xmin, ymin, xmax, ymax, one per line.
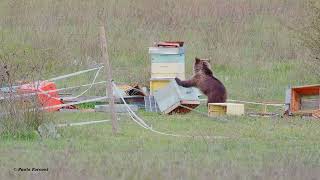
<box><xmin>148</xmin><ymin>42</ymin><xmax>185</xmax><ymax>94</ymax></box>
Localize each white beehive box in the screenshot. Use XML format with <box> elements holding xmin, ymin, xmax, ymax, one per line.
<box><xmin>149</xmin><ymin>43</ymin><xmax>185</xmax><ymax>80</ymax></box>
<box><xmin>151</xmin><ymin>63</ymin><xmax>185</xmax><ymax>79</ymax></box>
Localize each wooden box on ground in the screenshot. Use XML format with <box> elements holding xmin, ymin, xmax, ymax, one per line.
<box><xmin>285</xmin><ymin>84</ymin><xmax>320</xmax><ymax>116</ymax></box>
<box><xmin>208</xmin><ymin>103</ymin><xmax>245</xmax><ymax>116</ymax></box>
<box><xmin>153</xmin><ymin>81</ymin><xmax>200</xmax><ymax>114</ymax></box>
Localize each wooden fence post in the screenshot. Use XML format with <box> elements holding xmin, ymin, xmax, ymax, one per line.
<box><xmin>99</xmin><ymin>25</ymin><xmax>118</xmax><ymax>134</ymax></box>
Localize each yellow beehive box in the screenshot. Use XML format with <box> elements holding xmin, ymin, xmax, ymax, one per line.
<box><xmin>151</xmin><ymin>63</ymin><xmax>185</xmax><ymax>74</ymax></box>
<box><xmin>149</xmin><ymin>78</ymin><xmax>173</xmax><ymax>94</ymax></box>
<box><xmin>208</xmin><ymin>103</ymin><xmax>245</xmax><ymax>116</ymax></box>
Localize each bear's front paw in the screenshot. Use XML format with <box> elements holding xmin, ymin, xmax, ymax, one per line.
<box><xmin>175</xmin><ymin>77</ymin><xmax>181</xmax><ymax>85</ymax></box>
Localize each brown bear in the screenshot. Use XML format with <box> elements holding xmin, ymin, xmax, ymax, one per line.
<box><xmin>175</xmin><ymin>57</ymin><xmax>227</xmax><ymax>104</ymax></box>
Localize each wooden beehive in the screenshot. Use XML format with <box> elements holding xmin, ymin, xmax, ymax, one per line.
<box><xmin>149</xmin><ymin>42</ymin><xmax>185</xmax><ymax>80</ymax></box>
<box><xmin>286</xmin><ymin>84</ymin><xmax>320</xmax><ymax>116</ymax></box>
<box><xmin>151</xmin><ymin>63</ymin><xmax>185</xmax><ymax>79</ymax></box>
<box><xmin>208</xmin><ymin>103</ymin><xmax>245</xmax><ymax>116</ymax></box>
<box><xmin>153</xmin><ymin>80</ymin><xmax>200</xmax><ymax>114</ymax></box>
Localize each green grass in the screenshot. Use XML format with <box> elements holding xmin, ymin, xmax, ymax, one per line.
<box><xmin>0</xmin><ymin>0</ymin><xmax>318</xmax><ymax>93</ymax></box>
<box><xmin>1</xmin><ymin>110</ymin><xmax>320</xmax><ymax>179</ymax></box>
<box><xmin>0</xmin><ymin>0</ymin><xmax>320</xmax><ymax>179</ymax></box>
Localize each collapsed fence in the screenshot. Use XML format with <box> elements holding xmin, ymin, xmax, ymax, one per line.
<box><xmin>0</xmin><ymin>66</ymin><xmax>297</xmax><ymax>139</ymax></box>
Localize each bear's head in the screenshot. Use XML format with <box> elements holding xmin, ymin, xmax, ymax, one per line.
<box><xmin>193</xmin><ymin>57</ymin><xmax>212</xmax><ymax>75</ymax></box>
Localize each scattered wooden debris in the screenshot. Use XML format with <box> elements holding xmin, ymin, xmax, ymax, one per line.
<box><xmin>116</xmin><ymin>83</ymin><xmax>147</xmax><ymax>96</ymax></box>
<box><xmin>114</xmin><ymin>83</ymin><xmax>147</xmax><ymax>108</ymax></box>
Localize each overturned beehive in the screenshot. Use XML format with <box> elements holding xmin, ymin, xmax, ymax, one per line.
<box><xmin>153</xmin><ymin>80</ymin><xmax>200</xmax><ymax>114</ymax></box>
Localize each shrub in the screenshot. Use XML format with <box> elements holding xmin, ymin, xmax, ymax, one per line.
<box><xmin>302</xmin><ymin>2</ymin><xmax>320</xmax><ymax>61</ymax></box>
<box><xmin>0</xmin><ymin>48</ymin><xmax>49</xmax><ymax>138</ymax></box>
<box><xmin>296</xmin><ymin>1</ymin><xmax>320</xmax><ymax>77</ymax></box>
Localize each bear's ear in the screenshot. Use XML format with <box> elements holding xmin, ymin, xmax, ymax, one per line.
<box><xmin>195</xmin><ymin>57</ymin><xmax>201</xmax><ymax>63</ymax></box>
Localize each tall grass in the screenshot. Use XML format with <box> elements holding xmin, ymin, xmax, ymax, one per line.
<box><xmin>295</xmin><ymin>1</ymin><xmax>320</xmax><ymax>77</ymax></box>
<box><xmin>0</xmin><ymin>0</ymin><xmax>318</xmax><ymax>101</ymax></box>
<box><xmin>0</xmin><ymin>97</ymin><xmax>44</xmax><ymax>138</ymax></box>
<box><xmin>0</xmin><ymin>50</ymin><xmax>50</xmax><ymax>138</ymax></box>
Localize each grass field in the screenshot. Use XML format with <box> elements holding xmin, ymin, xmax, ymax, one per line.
<box><xmin>0</xmin><ymin>0</ymin><xmax>320</xmax><ymax>179</ymax></box>
<box><xmin>1</xmin><ymin>0</ymin><xmax>318</xmax><ymax>99</ymax></box>
<box><xmin>1</xmin><ymin>110</ymin><xmax>320</xmax><ymax>179</ymax></box>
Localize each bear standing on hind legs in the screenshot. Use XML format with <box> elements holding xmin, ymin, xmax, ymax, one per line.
<box><xmin>175</xmin><ymin>57</ymin><xmax>227</xmax><ymax>105</ymax></box>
